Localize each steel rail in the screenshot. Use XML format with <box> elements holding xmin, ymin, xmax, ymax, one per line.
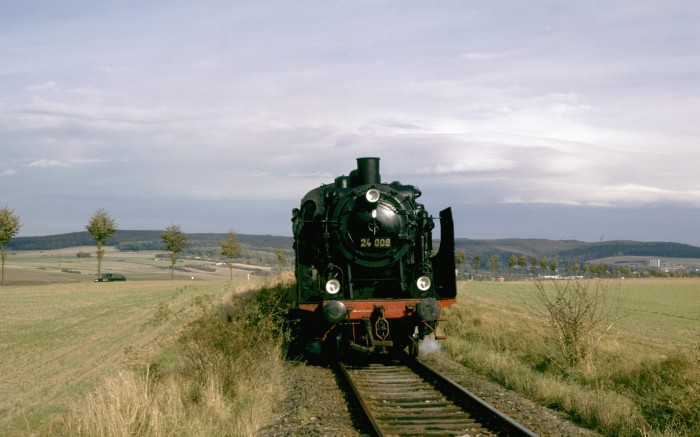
<box><xmin>336</xmin><ymin>359</ymin><xmax>538</xmax><ymax>437</ymax></box>
<box><xmin>409</xmin><ymin>358</ymin><xmax>538</xmax><ymax>437</ymax></box>
<box><xmin>336</xmin><ymin>361</ymin><xmax>385</xmax><ymax>436</ymax></box>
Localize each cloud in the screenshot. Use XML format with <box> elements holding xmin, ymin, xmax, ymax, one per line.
<box><xmin>460</xmin><ymin>51</ymin><xmax>515</xmax><ymax>61</ymax></box>
<box><xmin>2</xmin><ymin>1</ymin><xmax>700</xmax><ymax>244</ymax></box>
<box><xmin>25</xmin><ymin>81</ymin><xmax>58</xmax><ymax>92</ymax></box>
<box><xmin>28</xmin><ymin>158</ymin><xmax>108</xmax><ymax>168</ymax></box>
<box><xmin>429</xmin><ymin>159</ymin><xmax>517</xmax><ymax>174</ymax></box>
<box><xmin>1</xmin><ymin>168</ymin><xmax>17</xmax><ymax>177</ymax></box>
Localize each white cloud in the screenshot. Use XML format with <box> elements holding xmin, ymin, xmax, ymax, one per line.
<box><xmin>1</xmin><ymin>168</ymin><xmax>17</xmax><ymax>177</ymax></box>
<box><xmin>429</xmin><ymin>159</ymin><xmax>517</xmax><ymax>174</ymax></box>
<box><xmin>27</xmin><ymin>159</ymin><xmax>67</xmax><ymax>168</ymax></box>
<box><xmin>460</xmin><ymin>51</ymin><xmax>515</xmax><ymax>61</ymax></box>
<box><xmin>28</xmin><ymin>158</ymin><xmax>108</xmax><ymax>168</ymax></box>
<box><xmin>25</xmin><ymin>82</ymin><xmax>58</xmax><ymax>92</ymax></box>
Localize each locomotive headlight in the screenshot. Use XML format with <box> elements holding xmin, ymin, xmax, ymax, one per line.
<box><xmin>365</xmin><ymin>188</ymin><xmax>380</xmax><ymax>203</ymax></box>
<box><xmin>416</xmin><ymin>276</ymin><xmax>432</xmax><ymax>291</ymax></box>
<box><xmin>325</xmin><ymin>278</ymin><xmax>341</xmax><ymax>295</ymax></box>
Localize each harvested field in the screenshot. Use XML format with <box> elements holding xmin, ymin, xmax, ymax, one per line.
<box><xmin>0</xmin><ymin>278</ymin><xmax>265</xmax><ymax>433</ymax></box>
<box><xmin>2</xmin><ymin>246</ymin><xmax>270</xmax><ymax>284</ymax></box>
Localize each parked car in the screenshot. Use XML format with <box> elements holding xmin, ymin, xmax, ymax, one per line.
<box><xmin>94</xmin><ymin>273</ymin><xmax>126</xmax><ymax>282</ymax></box>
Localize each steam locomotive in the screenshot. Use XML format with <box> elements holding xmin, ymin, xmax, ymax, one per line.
<box><xmin>291</xmin><ymin>157</ymin><xmax>456</xmax><ymax>356</ymax></box>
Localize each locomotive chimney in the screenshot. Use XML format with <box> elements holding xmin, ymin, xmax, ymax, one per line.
<box><xmin>356</xmin><ymin>157</ymin><xmax>381</xmax><ymax>185</ymax></box>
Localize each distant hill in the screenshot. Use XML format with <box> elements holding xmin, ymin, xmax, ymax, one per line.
<box><xmin>8</xmin><ymin>231</ymin><xmax>294</xmax><ymax>252</ymax></box>
<box><xmin>453</xmin><ymin>238</ymin><xmax>700</xmax><ymax>264</ymax></box>
<box><xmin>9</xmin><ymin>232</ymin><xmax>700</xmax><ymax>263</ymax></box>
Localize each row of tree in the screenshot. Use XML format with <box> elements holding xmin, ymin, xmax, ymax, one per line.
<box><xmin>0</xmin><ymin>207</ymin><xmax>245</xmax><ymax>285</ymax></box>
<box><xmin>455</xmin><ymin>250</ymin><xmax>633</xmax><ymax>280</ymax></box>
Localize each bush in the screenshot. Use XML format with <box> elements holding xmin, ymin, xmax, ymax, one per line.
<box><xmin>530</xmin><ymin>278</ymin><xmax>620</xmax><ymax>370</ymax></box>
<box><xmin>179</xmin><ymin>281</ymin><xmax>293</xmax><ymax>392</ymax></box>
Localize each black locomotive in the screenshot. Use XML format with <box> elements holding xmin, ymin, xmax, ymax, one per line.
<box><xmin>291</xmin><ymin>157</ymin><xmax>456</xmax><ymax>356</ymax></box>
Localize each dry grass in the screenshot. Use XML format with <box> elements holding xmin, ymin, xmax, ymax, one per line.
<box><xmin>1</xmin><ymin>281</ymin><xmax>204</xmax><ymax>433</ymax></box>
<box><xmin>443</xmin><ymin>279</ymin><xmax>700</xmax><ymax>436</ymax></box>
<box><xmin>0</xmin><ymin>277</ymin><xmax>284</xmax><ymax>436</ymax></box>
<box><xmin>48</xmin><ymin>280</ymin><xmax>291</xmax><ymax>437</ymax></box>
<box><xmin>55</xmin><ymin>348</ymin><xmax>285</xmax><ymax>436</ymax></box>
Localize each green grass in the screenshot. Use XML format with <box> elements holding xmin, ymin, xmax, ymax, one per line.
<box><xmin>443</xmin><ymin>278</ymin><xmax>700</xmax><ymax>436</ymax></box>
<box><xmin>457</xmin><ymin>278</ymin><xmax>700</xmax><ymax>344</ymax></box>
<box><xmin>613</xmin><ymin>279</ymin><xmax>700</xmax><ymax>344</ymax></box>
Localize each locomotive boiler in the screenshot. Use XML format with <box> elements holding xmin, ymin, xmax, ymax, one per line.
<box><xmin>291</xmin><ymin>157</ymin><xmax>456</xmax><ymax>356</ymax></box>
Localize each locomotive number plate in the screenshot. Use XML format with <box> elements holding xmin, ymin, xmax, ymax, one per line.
<box><xmin>360</xmin><ymin>237</ymin><xmax>391</xmax><ymax>248</ymax></box>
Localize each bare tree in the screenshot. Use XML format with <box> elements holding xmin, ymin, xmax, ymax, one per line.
<box><xmin>0</xmin><ymin>206</ymin><xmax>22</xmax><ymax>286</ymax></box>
<box><xmin>531</xmin><ymin>278</ymin><xmax>620</xmax><ymax>370</ymax></box>
<box><xmin>220</xmin><ymin>231</ymin><xmax>242</xmax><ymax>281</ymax></box>
<box><xmin>161</xmin><ymin>225</ymin><xmax>187</xmax><ymax>279</ymax></box>
<box><xmin>85</xmin><ymin>209</ymin><xmax>117</xmax><ymax>276</ymax></box>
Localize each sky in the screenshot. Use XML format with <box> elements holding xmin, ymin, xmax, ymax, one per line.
<box><xmin>2</xmin><ymin>1</ymin><xmax>700</xmax><ymax>245</ymax></box>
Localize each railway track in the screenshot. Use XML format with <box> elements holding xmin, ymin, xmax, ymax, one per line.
<box><xmin>337</xmin><ymin>358</ymin><xmax>537</xmax><ymax>436</ymax></box>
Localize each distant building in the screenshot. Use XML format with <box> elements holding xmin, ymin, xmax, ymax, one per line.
<box><xmin>648</xmin><ymin>258</ymin><xmax>661</xmax><ymax>267</ymax></box>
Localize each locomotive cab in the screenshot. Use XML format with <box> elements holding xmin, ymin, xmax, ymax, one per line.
<box><xmin>292</xmin><ymin>157</ymin><xmax>456</xmax><ymax>356</ymax></box>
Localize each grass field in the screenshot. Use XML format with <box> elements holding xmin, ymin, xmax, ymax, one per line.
<box><xmin>458</xmin><ymin>278</ymin><xmax>700</xmax><ymax>346</ymax></box>
<box><xmin>0</xmin><ymin>278</ymin><xmax>269</xmax><ymax>434</ymax></box>
<box><xmin>444</xmin><ymin>278</ymin><xmax>700</xmax><ymax>436</ymax></box>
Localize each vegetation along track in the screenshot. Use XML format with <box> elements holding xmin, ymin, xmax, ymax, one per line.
<box><xmin>337</xmin><ymin>358</ymin><xmax>537</xmax><ymax>436</ymax></box>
